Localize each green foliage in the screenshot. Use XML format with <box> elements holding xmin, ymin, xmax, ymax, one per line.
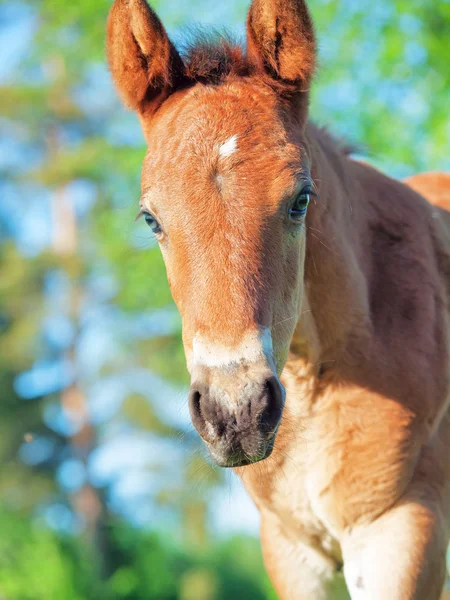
<box><xmin>0</xmin><ymin>509</ymin><xmax>277</xmax><ymax>600</ymax></box>
<box><xmin>309</xmin><ymin>0</ymin><xmax>450</xmax><ymax>174</ymax></box>
<box><xmin>94</xmin><ymin>526</ymin><xmax>276</xmax><ymax>600</ymax></box>
<box><xmin>0</xmin><ymin>509</ymin><xmax>87</xmax><ymax>600</ymax></box>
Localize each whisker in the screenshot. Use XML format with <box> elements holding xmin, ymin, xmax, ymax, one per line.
<box><xmin>273</xmin><ymin>308</ymin><xmax>313</xmax><ymax>329</ymax></box>
<box><xmin>308</xmin><ymin>230</ymin><xmax>336</xmax><ymax>254</ymax></box>
<box><xmin>272</xmin><ymin>315</ymin><xmax>297</xmax><ymax>328</ymax></box>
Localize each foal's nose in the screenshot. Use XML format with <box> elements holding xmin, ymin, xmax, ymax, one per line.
<box><xmin>188</xmin><ymin>367</ymin><xmax>285</xmax><ymax>467</ymax></box>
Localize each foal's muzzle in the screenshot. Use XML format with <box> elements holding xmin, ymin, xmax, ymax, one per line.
<box><xmin>188</xmin><ymin>363</ymin><xmax>285</xmax><ymax>467</ymax></box>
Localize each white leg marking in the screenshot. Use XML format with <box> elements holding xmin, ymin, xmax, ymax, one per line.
<box><xmin>344</xmin><ymin>560</ymin><xmax>365</xmax><ymax>599</ymax></box>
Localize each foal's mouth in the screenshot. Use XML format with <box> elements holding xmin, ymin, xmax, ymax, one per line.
<box><xmin>204</xmin><ymin>418</ymin><xmax>282</xmax><ymax>468</ymax></box>
<box><xmin>207</xmin><ymin>434</ymin><xmax>277</xmax><ymax>468</ymax></box>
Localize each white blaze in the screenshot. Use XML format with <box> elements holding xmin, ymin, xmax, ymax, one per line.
<box><xmin>192</xmin><ymin>328</ymin><xmax>273</xmax><ymax>369</ymax></box>
<box><xmin>218</xmin><ymin>135</ymin><xmax>238</xmax><ymax>158</ymax></box>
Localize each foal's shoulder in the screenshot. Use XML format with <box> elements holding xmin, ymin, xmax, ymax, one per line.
<box><xmin>348</xmin><ymin>160</ymin><xmax>450</xmax><ymax>296</ymax></box>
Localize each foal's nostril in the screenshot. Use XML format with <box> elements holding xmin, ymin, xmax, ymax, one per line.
<box><xmin>188</xmin><ymin>387</ymin><xmax>205</xmax><ymax>435</ymax></box>
<box><xmin>216</xmin><ymin>421</ymin><xmax>226</xmax><ymax>437</ymax></box>
<box><xmin>189</xmin><ymin>382</ymin><xmax>232</xmax><ymax>442</ymax></box>
<box><xmin>260</xmin><ymin>376</ymin><xmax>285</xmax><ymax>434</ymax></box>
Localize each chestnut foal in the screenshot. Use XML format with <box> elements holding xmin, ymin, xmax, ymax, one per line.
<box><xmin>106</xmin><ymin>0</ymin><xmax>450</xmax><ymax>597</ymax></box>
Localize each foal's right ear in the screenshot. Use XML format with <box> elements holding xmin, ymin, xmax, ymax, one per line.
<box><xmin>106</xmin><ymin>0</ymin><xmax>185</xmax><ymax>113</ymax></box>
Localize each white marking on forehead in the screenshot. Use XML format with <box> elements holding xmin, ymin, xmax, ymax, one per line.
<box><xmin>218</xmin><ymin>135</ymin><xmax>238</xmax><ymax>158</ymax></box>
<box><xmin>192</xmin><ymin>328</ymin><xmax>273</xmax><ymax>369</ymax></box>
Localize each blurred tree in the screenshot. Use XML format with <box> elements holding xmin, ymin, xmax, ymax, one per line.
<box><xmin>309</xmin><ymin>0</ymin><xmax>450</xmax><ymax>175</ymax></box>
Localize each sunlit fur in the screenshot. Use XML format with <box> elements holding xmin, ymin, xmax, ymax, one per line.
<box><xmin>107</xmin><ymin>1</ymin><xmax>450</xmax><ymax>597</ymax></box>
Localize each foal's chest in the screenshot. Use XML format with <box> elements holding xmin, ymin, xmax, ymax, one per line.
<box><xmin>244</xmin><ymin>381</ymin><xmax>422</xmax><ymax>556</ymax></box>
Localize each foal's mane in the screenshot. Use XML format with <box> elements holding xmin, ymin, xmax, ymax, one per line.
<box><xmin>180</xmin><ymin>30</ymin><xmax>359</xmax><ymax>158</ymax></box>
<box><xmin>180</xmin><ymin>30</ymin><xmax>255</xmax><ymax>84</ymax></box>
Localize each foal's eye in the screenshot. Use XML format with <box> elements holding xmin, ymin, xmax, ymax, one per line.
<box><xmin>143</xmin><ymin>212</ymin><xmax>162</xmax><ymax>235</ymax></box>
<box><xmin>289</xmin><ymin>186</ymin><xmax>312</xmax><ymax>222</ymax></box>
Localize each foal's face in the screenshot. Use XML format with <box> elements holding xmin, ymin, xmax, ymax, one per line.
<box><xmin>141</xmin><ymin>84</ymin><xmax>311</xmax><ymax>465</ymax></box>
<box><xmin>107</xmin><ymin>0</ymin><xmax>317</xmax><ymax>466</ymax></box>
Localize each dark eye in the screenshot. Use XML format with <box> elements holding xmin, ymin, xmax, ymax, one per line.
<box><xmin>289</xmin><ymin>186</ymin><xmax>312</xmax><ymax>222</ymax></box>
<box><xmin>144</xmin><ymin>212</ymin><xmax>162</xmax><ymax>235</ymax></box>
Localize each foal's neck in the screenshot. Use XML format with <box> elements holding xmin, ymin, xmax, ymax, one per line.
<box><xmin>293</xmin><ymin>124</ymin><xmax>373</xmax><ymax>376</ymax></box>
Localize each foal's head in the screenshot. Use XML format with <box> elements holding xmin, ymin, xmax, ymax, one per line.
<box><xmin>107</xmin><ymin>0</ymin><xmax>317</xmax><ymax>466</ymax></box>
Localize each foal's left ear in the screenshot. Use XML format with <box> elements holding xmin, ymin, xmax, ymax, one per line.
<box><xmin>246</xmin><ymin>0</ymin><xmax>316</xmax><ymax>111</ymax></box>
<box><xmin>106</xmin><ymin>0</ymin><xmax>185</xmax><ymax>113</ymax></box>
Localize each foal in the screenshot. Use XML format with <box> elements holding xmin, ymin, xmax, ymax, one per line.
<box><xmin>106</xmin><ymin>0</ymin><xmax>450</xmax><ymax>597</ymax></box>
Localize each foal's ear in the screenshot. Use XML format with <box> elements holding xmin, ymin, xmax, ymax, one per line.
<box><xmin>246</xmin><ymin>0</ymin><xmax>316</xmax><ymax>102</ymax></box>
<box><xmin>106</xmin><ymin>0</ymin><xmax>185</xmax><ymax>113</ymax></box>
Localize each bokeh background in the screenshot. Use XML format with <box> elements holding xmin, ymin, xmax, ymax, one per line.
<box><xmin>0</xmin><ymin>0</ymin><xmax>449</xmax><ymax>598</ymax></box>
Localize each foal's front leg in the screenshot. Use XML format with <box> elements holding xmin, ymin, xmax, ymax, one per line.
<box><xmin>260</xmin><ymin>513</ymin><xmax>339</xmax><ymax>600</ymax></box>
<box><xmin>341</xmin><ymin>489</ymin><xmax>449</xmax><ymax>600</ymax></box>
